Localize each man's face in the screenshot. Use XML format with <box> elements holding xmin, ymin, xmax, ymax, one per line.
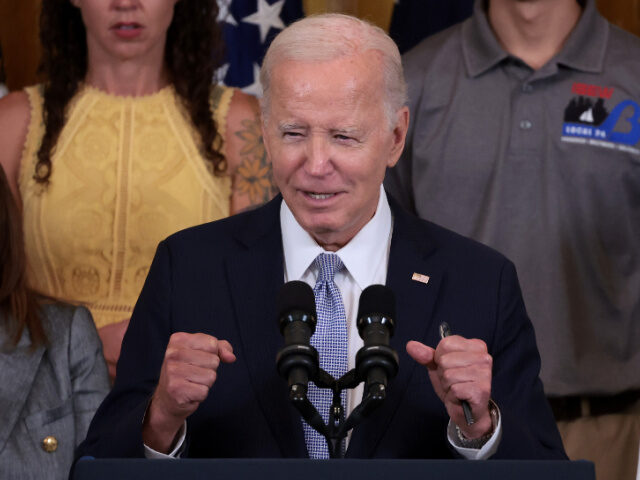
<box><xmin>263</xmin><ymin>52</ymin><xmax>409</xmax><ymax>251</ymax></box>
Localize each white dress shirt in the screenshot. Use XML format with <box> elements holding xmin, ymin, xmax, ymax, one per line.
<box><xmin>281</xmin><ymin>186</ymin><xmax>393</xmax><ymax>419</ymax></box>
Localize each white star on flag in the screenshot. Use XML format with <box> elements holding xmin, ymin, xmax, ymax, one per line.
<box><xmin>218</xmin><ymin>0</ymin><xmax>303</xmax><ymax>90</ymax></box>
<box><xmin>217</xmin><ymin>0</ymin><xmax>237</xmax><ymax>26</ymax></box>
<box><xmin>242</xmin><ymin>0</ymin><xmax>286</xmax><ymax>44</ymax></box>
<box><xmin>215</xmin><ymin>63</ymin><xmax>230</xmax><ymax>83</ymax></box>
<box><xmin>241</xmin><ymin>63</ymin><xmax>264</xmax><ymax>97</ymax></box>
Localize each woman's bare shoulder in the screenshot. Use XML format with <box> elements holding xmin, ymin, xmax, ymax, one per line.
<box><xmin>226</xmin><ymin>89</ymin><xmax>260</xmax><ymax>131</ymax></box>
<box><xmin>223</xmin><ymin>89</ymin><xmax>277</xmax><ymax>213</ymax></box>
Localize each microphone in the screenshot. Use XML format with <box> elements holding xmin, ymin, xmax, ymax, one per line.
<box><xmin>355</xmin><ymin>285</ymin><xmax>399</xmax><ymax>392</ymax></box>
<box><xmin>275</xmin><ymin>281</ymin><xmax>319</xmax><ymax>394</ymax></box>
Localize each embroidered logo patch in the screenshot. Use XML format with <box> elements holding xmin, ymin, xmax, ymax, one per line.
<box><xmin>561</xmin><ymin>82</ymin><xmax>640</xmax><ymax>155</ymax></box>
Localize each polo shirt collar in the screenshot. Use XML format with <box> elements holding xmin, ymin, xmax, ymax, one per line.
<box><xmin>281</xmin><ymin>186</ymin><xmax>392</xmax><ymax>290</ymax></box>
<box><xmin>555</xmin><ymin>0</ymin><xmax>608</xmax><ymax>73</ymax></box>
<box><xmin>462</xmin><ymin>0</ymin><xmax>510</xmax><ymax>78</ymax></box>
<box><xmin>462</xmin><ymin>0</ymin><xmax>608</xmax><ymax>78</ymax></box>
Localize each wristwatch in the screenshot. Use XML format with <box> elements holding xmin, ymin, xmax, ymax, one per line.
<box><xmin>454</xmin><ymin>399</ymin><xmax>499</xmax><ymax>449</ymax></box>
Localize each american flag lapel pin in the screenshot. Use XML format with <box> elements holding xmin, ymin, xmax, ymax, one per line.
<box><xmin>411</xmin><ymin>272</ymin><xmax>430</xmax><ymax>285</ymax></box>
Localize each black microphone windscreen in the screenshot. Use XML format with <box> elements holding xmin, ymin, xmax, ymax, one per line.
<box><xmin>277</xmin><ymin>280</ymin><xmax>316</xmax><ymax>318</ymax></box>
<box><xmin>357</xmin><ymin>284</ymin><xmax>395</xmax><ymax>320</ymax></box>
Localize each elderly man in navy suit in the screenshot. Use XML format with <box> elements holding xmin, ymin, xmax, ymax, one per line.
<box><xmin>77</xmin><ymin>14</ymin><xmax>565</xmax><ymax>461</ymax></box>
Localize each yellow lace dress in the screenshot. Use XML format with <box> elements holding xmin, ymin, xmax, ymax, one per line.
<box><xmin>19</xmin><ymin>84</ymin><xmax>233</xmax><ymax>329</ymax></box>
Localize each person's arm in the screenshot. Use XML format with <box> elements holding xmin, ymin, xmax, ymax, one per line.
<box><xmin>142</xmin><ymin>332</ymin><xmax>236</xmax><ymax>453</ymax></box>
<box><xmin>74</xmin><ymin>240</ymin><xmax>235</xmax><ymax>460</ymax></box>
<box><xmin>75</xmin><ymin>241</ymin><xmax>176</xmax><ymax>459</ymax></box>
<box><xmin>97</xmin><ymin>318</ymin><xmax>129</xmax><ymax>382</ymax></box>
<box><xmin>0</xmin><ymin>90</ymin><xmax>30</xmax><ymax>203</ymax></box>
<box><xmin>68</xmin><ymin>306</ymin><xmax>111</xmax><ymax>445</ymax></box>
<box><xmin>224</xmin><ymin>90</ymin><xmax>277</xmax><ymax>214</ymax></box>
<box><xmin>406</xmin><ymin>336</ymin><xmax>494</xmax><ymax>442</ymax></box>
<box><xmin>406</xmin><ymin>259</ymin><xmax>566</xmax><ymax>459</ymax></box>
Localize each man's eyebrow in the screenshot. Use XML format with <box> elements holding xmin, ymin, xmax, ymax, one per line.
<box><xmin>278</xmin><ymin>122</ymin><xmax>306</xmax><ymax>130</ymax></box>
<box><xmin>332</xmin><ymin>126</ymin><xmax>361</xmax><ymax>135</ymax></box>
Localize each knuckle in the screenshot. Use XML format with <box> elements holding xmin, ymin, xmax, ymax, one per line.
<box><xmin>166</xmin><ymin>379</ymin><xmax>180</xmax><ymax>398</ymax></box>
<box><xmin>472</xmin><ymin>338</ymin><xmax>488</xmax><ymax>352</ymax></box>
<box><xmin>201</xmin><ymin>383</ymin><xmax>212</xmax><ymax>398</ymax></box>
<box><xmin>211</xmin><ymin>355</ymin><xmax>220</xmax><ymax>370</ymax></box>
<box><xmin>482</xmin><ymin>353</ymin><xmax>493</xmax><ymax>366</ymax></box>
<box><xmin>193</xmin><ymin>384</ymin><xmax>210</xmax><ymax>402</ymax></box>
<box><xmin>166</xmin><ymin>361</ymin><xmax>177</xmax><ymax>375</ymax></box>
<box><xmin>176</xmin><ymin>396</ymin><xmax>190</xmax><ymax>409</ymax></box>
<box><xmin>170</xmin><ymin>332</ymin><xmax>187</xmax><ymax>344</ymax></box>
<box><xmin>165</xmin><ymin>347</ymin><xmax>179</xmax><ymax>361</ymax></box>
<box><xmin>441</xmin><ymin>368</ymin><xmax>454</xmax><ymax>385</ymax></box>
<box><xmin>450</xmin><ymin>382</ymin><xmax>465</xmax><ymax>398</ymax></box>
<box><xmin>202</xmin><ymin>369</ymin><xmax>216</xmax><ymax>387</ymax></box>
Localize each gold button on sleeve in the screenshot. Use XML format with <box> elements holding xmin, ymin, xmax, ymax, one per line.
<box><xmin>42</xmin><ymin>436</ymin><xmax>58</xmax><ymax>453</ymax></box>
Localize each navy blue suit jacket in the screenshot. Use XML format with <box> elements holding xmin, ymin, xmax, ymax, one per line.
<box><xmin>77</xmin><ymin>194</ymin><xmax>566</xmax><ymax>460</ymax></box>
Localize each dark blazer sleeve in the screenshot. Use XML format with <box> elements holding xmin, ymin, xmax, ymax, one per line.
<box><xmin>75</xmin><ymin>240</ymin><xmax>174</xmax><ymax>459</ymax></box>
<box><xmin>489</xmin><ymin>260</ymin><xmax>566</xmax><ymax>459</ymax></box>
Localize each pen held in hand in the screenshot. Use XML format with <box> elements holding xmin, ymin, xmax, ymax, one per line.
<box><xmin>439</xmin><ymin>322</ymin><xmax>475</xmax><ymax>426</ymax></box>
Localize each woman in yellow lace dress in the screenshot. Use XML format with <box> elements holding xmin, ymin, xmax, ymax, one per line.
<box><xmin>0</xmin><ymin>0</ymin><xmax>276</xmax><ymax>380</ymax></box>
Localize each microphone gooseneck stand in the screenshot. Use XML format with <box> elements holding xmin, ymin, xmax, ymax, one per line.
<box><xmin>276</xmin><ymin>282</ymin><xmax>399</xmax><ymax>459</ymax></box>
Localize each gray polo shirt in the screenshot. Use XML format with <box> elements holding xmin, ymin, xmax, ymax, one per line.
<box><xmin>385</xmin><ymin>0</ymin><xmax>640</xmax><ymax>397</ymax></box>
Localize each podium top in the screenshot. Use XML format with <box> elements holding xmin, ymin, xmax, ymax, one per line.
<box><xmin>73</xmin><ymin>458</ymin><xmax>595</xmax><ymax>480</ymax></box>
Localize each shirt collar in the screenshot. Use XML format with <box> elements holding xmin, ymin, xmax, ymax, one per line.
<box><xmin>281</xmin><ymin>186</ymin><xmax>392</xmax><ymax>289</ymax></box>
<box><xmin>462</xmin><ymin>0</ymin><xmax>509</xmax><ymax>78</ymax></box>
<box><xmin>462</xmin><ymin>0</ymin><xmax>607</xmax><ymax>78</ymax></box>
<box><xmin>554</xmin><ymin>0</ymin><xmax>608</xmax><ymax>73</ymax></box>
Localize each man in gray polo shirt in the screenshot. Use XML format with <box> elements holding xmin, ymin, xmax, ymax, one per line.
<box><xmin>385</xmin><ymin>1</ymin><xmax>640</xmax><ymax>479</ymax></box>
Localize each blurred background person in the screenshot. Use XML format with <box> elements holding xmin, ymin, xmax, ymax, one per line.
<box><xmin>0</xmin><ymin>0</ymin><xmax>275</xmax><ymax>380</ymax></box>
<box><xmin>385</xmin><ymin>1</ymin><xmax>640</xmax><ymax>479</ymax></box>
<box><xmin>0</xmin><ymin>163</ymin><xmax>109</xmax><ymax>480</ymax></box>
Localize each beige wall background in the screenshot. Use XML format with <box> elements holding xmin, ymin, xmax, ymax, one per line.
<box><xmin>0</xmin><ymin>0</ymin><xmax>638</xmax><ymax>91</ymax></box>
<box><xmin>304</xmin><ymin>0</ymin><xmax>395</xmax><ymax>30</ymax></box>
<box><xmin>0</xmin><ymin>0</ymin><xmax>42</xmax><ymax>91</ymax></box>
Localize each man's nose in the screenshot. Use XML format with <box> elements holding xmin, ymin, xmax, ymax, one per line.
<box><xmin>304</xmin><ymin>135</ymin><xmax>332</xmax><ymax>176</ymax></box>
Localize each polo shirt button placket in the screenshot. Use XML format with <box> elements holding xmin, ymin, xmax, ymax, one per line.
<box><xmin>520</xmin><ymin>120</ymin><xmax>533</xmax><ymax>130</ymax></box>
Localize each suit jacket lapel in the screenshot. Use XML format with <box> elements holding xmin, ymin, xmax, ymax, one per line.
<box><xmin>225</xmin><ymin>196</ymin><xmax>308</xmax><ymax>458</ymax></box>
<box><xmin>0</xmin><ymin>330</ymin><xmax>45</xmax><ymax>454</ymax></box>
<box><xmin>347</xmin><ymin>198</ymin><xmax>444</xmax><ymax>458</ymax></box>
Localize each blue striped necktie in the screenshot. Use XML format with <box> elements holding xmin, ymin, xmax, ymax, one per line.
<box><xmin>303</xmin><ymin>252</ymin><xmax>349</xmax><ymax>459</ymax></box>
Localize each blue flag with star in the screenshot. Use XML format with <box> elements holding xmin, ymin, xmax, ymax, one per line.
<box><xmin>218</xmin><ymin>0</ymin><xmax>304</xmax><ymax>96</ymax></box>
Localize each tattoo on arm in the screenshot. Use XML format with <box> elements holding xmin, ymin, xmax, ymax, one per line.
<box><xmin>233</xmin><ymin>115</ymin><xmax>278</xmax><ymax>208</ymax></box>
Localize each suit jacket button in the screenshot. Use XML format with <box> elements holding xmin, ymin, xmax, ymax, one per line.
<box><xmin>42</xmin><ymin>436</ymin><xmax>58</xmax><ymax>453</ymax></box>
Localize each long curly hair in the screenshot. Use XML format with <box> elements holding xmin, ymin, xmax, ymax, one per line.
<box><xmin>0</xmin><ymin>166</ymin><xmax>46</xmax><ymax>349</ymax></box>
<box><xmin>36</xmin><ymin>0</ymin><xmax>226</xmax><ymax>184</ymax></box>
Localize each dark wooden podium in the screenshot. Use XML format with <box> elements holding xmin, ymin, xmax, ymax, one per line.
<box><xmin>73</xmin><ymin>458</ymin><xmax>595</xmax><ymax>480</ymax></box>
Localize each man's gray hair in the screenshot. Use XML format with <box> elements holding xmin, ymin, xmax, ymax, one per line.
<box><xmin>260</xmin><ymin>13</ymin><xmax>407</xmax><ymax>127</ymax></box>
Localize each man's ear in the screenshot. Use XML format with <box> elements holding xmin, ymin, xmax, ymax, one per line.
<box><xmin>387</xmin><ymin>106</ymin><xmax>410</xmax><ymax>168</ymax></box>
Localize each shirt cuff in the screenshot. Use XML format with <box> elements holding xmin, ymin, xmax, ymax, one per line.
<box><xmin>447</xmin><ymin>402</ymin><xmax>502</xmax><ymax>460</ymax></box>
<box><xmin>143</xmin><ymin>421</ymin><xmax>187</xmax><ymax>459</ymax></box>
